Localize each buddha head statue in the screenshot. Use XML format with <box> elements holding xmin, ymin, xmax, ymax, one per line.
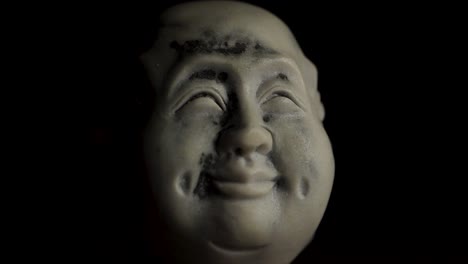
<box><xmin>140</xmin><ymin>1</ymin><xmax>334</xmax><ymax>263</ymax></box>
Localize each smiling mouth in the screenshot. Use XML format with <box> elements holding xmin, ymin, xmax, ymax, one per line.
<box><xmin>194</xmin><ymin>171</ymin><xmax>278</xmax><ymax>200</ymax></box>
<box><xmin>212</xmin><ymin>179</ymin><xmax>276</xmax><ymax>199</ymax></box>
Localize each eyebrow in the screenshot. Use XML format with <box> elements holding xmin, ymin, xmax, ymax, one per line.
<box><xmin>189</xmin><ymin>69</ymin><xmax>217</xmax><ymax>81</ymax></box>
<box><xmin>165</xmin><ymin>58</ymin><xmax>231</xmax><ymax>98</ymax></box>
<box><xmin>188</xmin><ymin>69</ymin><xmax>230</xmax><ymax>85</ymax></box>
<box><xmin>256</xmin><ymin>72</ymin><xmax>293</xmax><ymax>97</ymax></box>
<box><xmin>165</xmin><ymin>55</ymin><xmax>303</xmax><ymax>98</ymax></box>
<box><xmin>254</xmin><ymin>61</ymin><xmax>307</xmax><ymax>103</ymax></box>
<box><xmin>186</xmin><ymin>70</ymin><xmax>290</xmax><ymax>87</ymax></box>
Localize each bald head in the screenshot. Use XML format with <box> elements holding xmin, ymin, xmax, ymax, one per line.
<box><xmin>158</xmin><ymin>1</ymin><xmax>302</xmax><ymax>57</ymax></box>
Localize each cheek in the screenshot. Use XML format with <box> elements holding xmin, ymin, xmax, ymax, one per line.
<box><xmin>271</xmin><ymin>117</ymin><xmax>334</xmax><ymax>199</ymax></box>
<box><xmin>173</xmin><ymin>115</ymin><xmax>222</xmax><ymax>153</ymax></box>
<box><xmin>143</xmin><ymin>116</ymin><xmax>221</xmax><ymax>187</ymax></box>
<box><xmin>143</xmin><ymin>116</ymin><xmax>224</xmax><ymax>240</ymax></box>
<box><xmin>268</xmin><ymin>117</ymin><xmax>334</xmax><ymax>252</ymax></box>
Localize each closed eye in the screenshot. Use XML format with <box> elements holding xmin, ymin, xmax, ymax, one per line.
<box><xmin>262</xmin><ymin>90</ymin><xmax>301</xmax><ymax>108</ymax></box>
<box><xmin>265</xmin><ymin>91</ymin><xmax>291</xmax><ymax>101</ymax></box>
<box><xmin>175</xmin><ymin>90</ymin><xmax>226</xmax><ymax>113</ymax></box>
<box><xmin>186</xmin><ymin>92</ymin><xmax>217</xmax><ymax>104</ymax></box>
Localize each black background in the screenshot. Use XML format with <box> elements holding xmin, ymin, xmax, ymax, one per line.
<box><xmin>51</xmin><ymin>0</ymin><xmax>467</xmax><ymax>262</ymax></box>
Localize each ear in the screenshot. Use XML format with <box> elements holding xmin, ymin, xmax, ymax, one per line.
<box><xmin>316</xmin><ymin>91</ymin><xmax>325</xmax><ymax>121</ymax></box>
<box><xmin>302</xmin><ymin>58</ymin><xmax>325</xmax><ymax>122</ymax></box>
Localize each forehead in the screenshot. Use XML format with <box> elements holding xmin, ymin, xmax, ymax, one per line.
<box><xmin>155</xmin><ymin>32</ymin><xmax>303</xmax><ymax>86</ymax></box>
<box><xmin>153</xmin><ymin>27</ymin><xmax>301</xmax><ymax>63</ymax></box>
<box><xmin>143</xmin><ymin>29</ymin><xmax>298</xmax><ymax>90</ymax></box>
<box><xmin>158</xmin><ymin>1</ymin><xmax>301</xmax><ymax>52</ymax></box>
<box><xmin>168</xmin><ymin>30</ymin><xmax>278</xmax><ymax>57</ymax></box>
<box><xmin>151</xmin><ymin>1</ymin><xmax>303</xmax><ymax>60</ymax></box>
<box><xmin>140</xmin><ymin>2</ymin><xmax>318</xmax><ymax>96</ymax></box>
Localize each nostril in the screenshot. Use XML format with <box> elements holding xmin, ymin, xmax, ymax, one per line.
<box><xmin>234</xmin><ymin>147</ymin><xmax>243</xmax><ymax>156</ymax></box>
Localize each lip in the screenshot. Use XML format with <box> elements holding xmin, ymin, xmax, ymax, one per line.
<box><xmin>209</xmin><ymin>168</ymin><xmax>278</xmax><ymax>199</ymax></box>
<box><xmin>212</xmin><ymin>180</ymin><xmax>276</xmax><ymax>199</ymax></box>
<box><xmin>212</xmin><ymin>170</ymin><xmax>276</xmax><ymax>183</ymax></box>
<box><xmin>205</xmin><ymin>159</ymin><xmax>279</xmax><ymax>199</ymax></box>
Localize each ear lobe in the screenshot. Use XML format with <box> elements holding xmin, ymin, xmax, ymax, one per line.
<box><xmin>302</xmin><ymin>59</ymin><xmax>325</xmax><ymax>121</ymax></box>
<box><xmin>316</xmin><ymin>92</ymin><xmax>325</xmax><ymax>122</ymax></box>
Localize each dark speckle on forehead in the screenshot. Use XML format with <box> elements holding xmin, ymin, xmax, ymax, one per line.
<box><xmin>168</xmin><ymin>29</ymin><xmax>278</xmax><ymax>57</ymax></box>
<box><xmin>170</xmin><ymin>39</ymin><xmax>248</xmax><ymax>55</ymax></box>
<box><xmin>253</xmin><ymin>42</ymin><xmax>278</xmax><ymax>56</ymax></box>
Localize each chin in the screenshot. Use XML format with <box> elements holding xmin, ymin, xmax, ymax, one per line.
<box><xmin>162</xmin><ymin>232</ymin><xmax>310</xmax><ymax>264</ymax></box>
<box><xmin>149</xmin><ymin>169</ymin><xmax>331</xmax><ymax>264</ymax></box>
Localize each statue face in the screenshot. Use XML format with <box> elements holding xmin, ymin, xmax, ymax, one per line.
<box><xmin>141</xmin><ymin>2</ymin><xmax>334</xmax><ymax>263</ymax></box>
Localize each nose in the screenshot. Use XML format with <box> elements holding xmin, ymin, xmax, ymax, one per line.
<box><xmin>216</xmin><ymin>118</ymin><xmax>273</xmax><ymax>158</ymax></box>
